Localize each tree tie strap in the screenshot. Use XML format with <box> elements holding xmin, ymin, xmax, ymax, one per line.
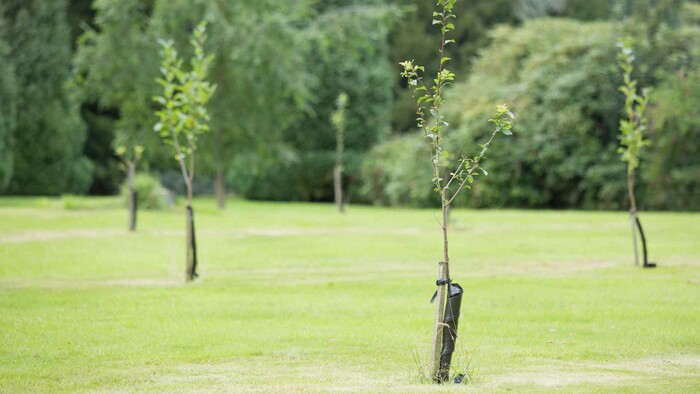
<box><xmin>430</xmin><ymin>277</ymin><xmax>452</xmax><ymax>303</ymax></box>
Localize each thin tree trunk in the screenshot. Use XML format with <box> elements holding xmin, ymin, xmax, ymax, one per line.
<box><xmin>185</xmin><ymin>154</ymin><xmax>196</xmax><ymax>281</ymax></box>
<box><xmin>627</xmin><ymin>170</ymin><xmax>639</xmax><ymax>266</ymax></box>
<box><xmin>215</xmin><ymin>165</ymin><xmax>225</xmax><ymax>210</ymax></box>
<box><xmin>127</xmin><ymin>161</ymin><xmax>136</xmax><ymax>232</ymax></box>
<box><xmin>171</xmin><ymin>137</ymin><xmax>198</xmax><ymax>281</ymax></box>
<box><xmin>175</xmin><ymin>152</ymin><xmax>195</xmax><ymax>281</ymax></box>
<box><xmin>334</xmin><ymin>164</ymin><xmax>344</xmax><ymax>213</ymax></box>
<box><xmin>430</xmin><ymin>198</ymin><xmax>451</xmax><ymax>381</ymax></box>
<box><xmin>184</xmin><ymin>178</ymin><xmax>196</xmax><ymax>281</ymax></box>
<box><xmin>445</xmin><ymin>204</ymin><xmax>451</xmax><ymax>229</ymax></box>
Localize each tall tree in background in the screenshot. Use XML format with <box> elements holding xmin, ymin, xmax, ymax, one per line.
<box><xmin>0</xmin><ymin>29</ymin><xmax>16</xmax><ymax>193</ymax></box>
<box><xmin>232</xmin><ymin>1</ymin><xmax>396</xmax><ymax>202</ymax></box>
<box><xmin>150</xmin><ymin>0</ymin><xmax>315</xmax><ymax>208</ymax></box>
<box><xmin>1</xmin><ymin>0</ymin><xmax>92</xmax><ymax>195</ymax></box>
<box><xmin>73</xmin><ymin>0</ymin><xmax>159</xmax><ymax>229</ymax></box>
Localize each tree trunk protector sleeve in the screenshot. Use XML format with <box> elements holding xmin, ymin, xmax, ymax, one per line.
<box><xmin>437</xmin><ymin>282</ymin><xmax>463</xmax><ymax>383</ymax></box>
<box><xmin>187</xmin><ymin>205</ymin><xmax>198</xmax><ymax>278</ymax></box>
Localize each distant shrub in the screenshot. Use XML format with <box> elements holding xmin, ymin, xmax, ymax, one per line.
<box><xmin>61</xmin><ymin>195</ymin><xmax>82</xmax><ymax>210</ymax></box>
<box><xmin>120</xmin><ymin>173</ymin><xmax>170</xmax><ymax>210</ymax></box>
<box><xmin>360</xmin><ymin>135</ymin><xmax>435</xmax><ymax>207</ymax></box>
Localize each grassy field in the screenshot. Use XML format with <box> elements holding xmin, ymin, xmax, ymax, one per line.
<box><xmin>1</xmin><ymin>197</ymin><xmax>699</xmax><ymax>393</ymax></box>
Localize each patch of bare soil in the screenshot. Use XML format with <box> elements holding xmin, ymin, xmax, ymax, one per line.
<box><xmin>486</xmin><ymin>355</ymin><xmax>700</xmax><ymax>389</ymax></box>
<box><xmin>202</xmin><ymin>227</ymin><xmax>427</xmax><ymax>238</ymax></box>
<box><xmin>0</xmin><ymin>229</ymin><xmax>125</xmax><ymax>244</ymax></box>
<box><xmin>483</xmin><ymin>260</ymin><xmax>619</xmax><ymax>277</ymax></box>
<box><xmin>146</xmin><ymin>359</ymin><xmax>387</xmax><ymax>393</ymax></box>
<box><xmin>0</xmin><ymin>278</ymin><xmax>182</xmax><ymax>290</ymax></box>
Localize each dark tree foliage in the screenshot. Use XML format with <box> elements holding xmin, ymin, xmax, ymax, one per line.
<box><xmin>564</xmin><ymin>0</ymin><xmax>611</xmax><ymax>20</ymax></box>
<box><xmin>1</xmin><ymin>0</ymin><xmax>92</xmax><ymax>195</ymax></box>
<box><xmin>79</xmin><ymin>104</ymin><xmax>122</xmax><ymax>194</ymax></box>
<box><xmin>388</xmin><ymin>0</ymin><xmax>516</xmax><ymax>134</ymax></box>
<box><xmin>67</xmin><ymin>0</ymin><xmax>94</xmax><ymax>50</ymax></box>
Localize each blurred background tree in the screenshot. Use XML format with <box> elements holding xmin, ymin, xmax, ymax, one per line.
<box><xmin>229</xmin><ymin>1</ymin><xmax>397</xmax><ymax>202</ymax></box>
<box><xmin>0</xmin><ymin>25</ymin><xmax>16</xmax><ymax>193</ymax></box>
<box><xmin>1</xmin><ymin>0</ymin><xmax>92</xmax><ymax>195</ymax></box>
<box><xmin>149</xmin><ymin>0</ymin><xmax>317</xmax><ymax>207</ymax></box>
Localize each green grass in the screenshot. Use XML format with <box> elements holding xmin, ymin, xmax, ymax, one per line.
<box><xmin>1</xmin><ymin>197</ymin><xmax>698</xmax><ymax>392</ymax></box>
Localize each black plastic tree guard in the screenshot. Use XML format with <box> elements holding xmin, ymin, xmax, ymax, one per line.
<box><xmin>634</xmin><ymin>215</ymin><xmax>656</xmax><ymax>268</ymax></box>
<box><xmin>186</xmin><ymin>205</ymin><xmax>198</xmax><ymax>279</ymax></box>
<box><xmin>437</xmin><ymin>282</ymin><xmax>464</xmax><ymax>383</ymax></box>
<box><xmin>129</xmin><ymin>190</ymin><xmax>138</xmax><ymax>232</ymax></box>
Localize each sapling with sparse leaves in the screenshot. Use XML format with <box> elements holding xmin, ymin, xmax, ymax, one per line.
<box><xmin>115</xmin><ymin>143</ymin><xmax>144</xmax><ymax>232</ymax></box>
<box><xmin>400</xmin><ymin>0</ymin><xmax>514</xmax><ymax>383</ymax></box>
<box><xmin>154</xmin><ymin>22</ymin><xmax>216</xmax><ymax>281</ymax></box>
<box><xmin>617</xmin><ymin>41</ymin><xmax>652</xmax><ymax>267</ymax></box>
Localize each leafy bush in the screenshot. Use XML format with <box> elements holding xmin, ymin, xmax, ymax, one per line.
<box><xmin>360</xmin><ymin>135</ymin><xmax>436</xmax><ymax>207</ymax></box>
<box><xmin>120</xmin><ymin>173</ymin><xmax>170</xmax><ymax>210</ymax></box>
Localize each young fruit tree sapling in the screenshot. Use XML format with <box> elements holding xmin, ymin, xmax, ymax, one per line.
<box><xmin>400</xmin><ymin>0</ymin><xmax>514</xmax><ymax>383</ymax></box>
<box><xmin>617</xmin><ymin>41</ymin><xmax>653</xmax><ymax>267</ymax></box>
<box><xmin>154</xmin><ymin>22</ymin><xmax>216</xmax><ymax>281</ymax></box>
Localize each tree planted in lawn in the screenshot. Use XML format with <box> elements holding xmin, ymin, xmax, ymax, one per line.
<box><xmin>154</xmin><ymin>22</ymin><xmax>216</xmax><ymax>281</ymax></box>
<box><xmin>115</xmin><ymin>143</ymin><xmax>144</xmax><ymax>232</ymax></box>
<box><xmin>73</xmin><ymin>0</ymin><xmax>159</xmax><ymax>231</ymax></box>
<box><xmin>400</xmin><ymin>0</ymin><xmax>514</xmax><ymax>383</ymax></box>
<box><xmin>617</xmin><ymin>41</ymin><xmax>653</xmax><ymax>267</ymax></box>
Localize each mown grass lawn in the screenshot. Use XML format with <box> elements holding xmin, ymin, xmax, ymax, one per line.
<box><xmin>1</xmin><ymin>197</ymin><xmax>698</xmax><ymax>393</ymax></box>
